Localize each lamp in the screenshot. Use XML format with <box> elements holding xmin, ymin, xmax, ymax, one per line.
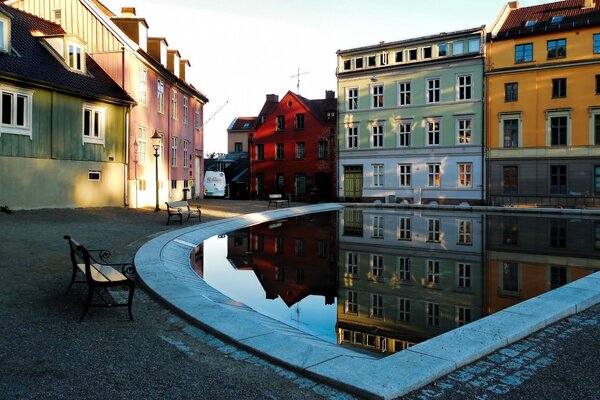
<box><xmin>151</xmin><ymin>130</ymin><xmax>163</xmax><ymax>211</ymax></box>
<box><xmin>370</xmin><ymin>76</ymin><xmax>378</xmax><ymax>82</ymax></box>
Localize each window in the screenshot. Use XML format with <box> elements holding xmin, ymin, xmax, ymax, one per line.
<box><xmin>397</xmin><ymin>257</ymin><xmax>411</xmax><ymax>280</ymax></box>
<box><xmin>595</xmin><ymin>166</ymin><xmax>600</xmax><ymax>195</ymax></box>
<box><xmin>276</xmin><ymin>115</ymin><xmax>285</xmax><ymax>131</ymax></box>
<box><xmin>373</xmin><ymin>164</ymin><xmax>384</xmax><ymax>187</ymax></box>
<box><xmin>550</xmin><ymin>116</ymin><xmax>568</xmax><ymax>146</ymax></box>
<box><xmin>371</xmin><ymin>84</ymin><xmax>383</xmax><ymax>108</ymax></box>
<box><xmin>347</xmin><ymin>88</ymin><xmax>358</xmax><ymax>110</ymax></box>
<box><xmin>457</xmin><ymin>307</ymin><xmax>472</xmax><ymax>327</ymax></box>
<box><xmin>347</xmin><ymin>125</ymin><xmax>358</xmax><ymax>149</ymax></box>
<box><xmin>427</xmin><ymin>218</ymin><xmax>441</xmax><ymax>242</ymax></box>
<box><xmin>427</xmin><ymin>164</ymin><xmax>441</xmax><ymax>187</ymax></box>
<box><xmin>367</xmin><ymin>55</ymin><xmax>376</xmax><ymax>67</ymax></box>
<box><xmin>372</xmin><ymin>216</ymin><xmax>384</xmax><ymax>239</ymax></box>
<box><xmin>515</xmin><ymin>43</ymin><xmax>533</xmax><ymax>63</ymax></box>
<box><xmin>276</xmin><ymin>174</ymin><xmax>284</xmax><ymax>195</ymax></box>
<box><xmin>170</xmin><ymin>137</ymin><xmax>177</xmax><ymax>166</ymax></box>
<box><xmin>234</xmin><ymin>142</ymin><xmax>243</xmax><ymax>152</ymax></box>
<box><xmin>458</xmin><ymin>220</ymin><xmax>472</xmax><ymax>245</ymax></box>
<box><xmin>255</xmin><ymin>174</ymin><xmax>264</xmax><ymax>196</ymax></box>
<box><xmin>195</xmin><ymin>104</ymin><xmax>201</xmax><ymax>129</ymax></box>
<box><xmin>458</xmin><ymin>163</ymin><xmax>472</xmax><ymax>188</ymax></box>
<box><xmin>255</xmin><ymin>144</ymin><xmax>264</xmax><ymax>160</ymax></box>
<box><xmin>346</xmin><ymin>252</ymin><xmax>358</xmax><ymax>275</ymax></box>
<box><xmin>457</xmin><ymin>118</ymin><xmax>471</xmax><ymax>144</ymax></box>
<box><xmin>408</xmin><ymin>48</ymin><xmax>418</xmax><ymax>61</ymax></box>
<box><xmin>67</xmin><ymin>42</ymin><xmax>83</xmax><ymax>71</ymax></box>
<box><xmin>525</xmin><ymin>19</ymin><xmax>536</xmax><ymax>27</ymax></box>
<box><xmin>354</xmin><ymin>57</ymin><xmax>364</xmax><ymax>69</ymax></box>
<box><xmin>550</xmin><ymin>267</ymin><xmax>567</xmax><ymax>289</ymax></box>
<box><xmin>398</xmin><ymin>164</ymin><xmax>411</xmax><ymax>187</ymax></box>
<box><xmin>0</xmin><ymin>86</ymin><xmax>33</xmax><ymax>136</ymax></box>
<box><xmin>138</xmin><ymin>68</ymin><xmax>147</xmax><ymax>106</ymax></box>
<box><xmin>275</xmin><ymin>237</ymin><xmax>284</xmax><ymax>255</ymax></box>
<box><xmin>422</xmin><ymin>46</ymin><xmax>432</xmax><ymax>59</ymax></box>
<box><xmin>505</xmin><ymin>82</ymin><xmax>518</xmax><ymax>102</ymax></box>
<box><xmin>183</xmin><ymin>96</ymin><xmax>189</xmax><ymax>124</ymax></box>
<box><xmin>594</xmin><ymin>34</ymin><xmax>600</xmax><ymax>54</ymax></box>
<box><xmin>183</xmin><ymin>140</ymin><xmax>190</xmax><ymax>168</ymax></box>
<box><xmin>372</xmin><ymin>124</ymin><xmax>384</xmax><ymax>148</ymax></box>
<box><xmin>318</xmin><ymin>141</ymin><xmax>328</xmax><ymax>159</ymax></box>
<box><xmin>502</xmin><ymin>217</ymin><xmax>519</xmax><ymax>245</ymax></box>
<box><xmin>343</xmin><ymin>59</ymin><xmax>351</xmax><ymax>71</ymax></box>
<box><xmin>346</xmin><ymin>291</ymin><xmax>358</xmax><ymax>314</ymax></box>
<box><xmin>457</xmin><ymin>263</ymin><xmax>471</xmax><ymax>289</ymax></box>
<box><xmin>295</xmin><ymin>142</ymin><xmax>305</xmax><ymax>159</ymax></box>
<box><xmin>547</xmin><ymin>38</ymin><xmax>566</xmax><ymax>59</ymax></box>
<box><xmin>427</xmin><ymin>120</ymin><xmax>440</xmax><ymax>145</ymax></box>
<box><xmin>398</xmin><ymin>218</ymin><xmax>411</xmax><ymax>240</ymax></box>
<box><xmin>137</xmin><ymin>127</ymin><xmax>147</xmax><ymax>164</ymax></box>
<box><xmin>371</xmin><ymin>255</ymin><xmax>383</xmax><ymax>279</ymax></box>
<box><xmin>295</xmin><ymin>174</ymin><xmax>306</xmax><ymax>195</ymax></box>
<box><xmin>550</xmin><ymin>220</ymin><xmax>567</xmax><ymax>248</ymax></box>
<box><xmin>370</xmin><ymin>294</ymin><xmax>383</xmax><ymax>318</ymax></box>
<box><xmin>457</xmin><ymin>75</ymin><xmax>472</xmax><ymax>100</ymax></box>
<box><xmin>395</xmin><ymin>51</ymin><xmax>403</xmax><ymax>63</ymax></box>
<box><xmin>380</xmin><ymin>52</ymin><xmax>388</xmax><ymax>65</ymax></box>
<box><xmin>594</xmin><ymin>113</ymin><xmax>600</xmax><ymax>145</ymax></box>
<box><xmin>398</xmin><ymin>121</ymin><xmax>411</xmax><ymax>147</ymax></box>
<box><xmin>453</xmin><ymin>41</ymin><xmax>464</xmax><ymax>55</ymax></box>
<box><xmin>275</xmin><ymin>143</ymin><xmax>284</xmax><ymax>160</ymax></box>
<box><xmin>502</xmin><ymin>118</ymin><xmax>519</xmax><ymax>147</ymax></box>
<box><xmin>138</xmin><ymin>179</ymin><xmax>147</xmax><ymax>191</ymax></box>
<box><xmin>426</xmin><ymin>302</ymin><xmax>440</xmax><ymax>327</ymax></box>
<box><xmin>468</xmin><ymin>38</ymin><xmax>480</xmax><ymax>53</ymax></box>
<box><xmin>596</xmin><ymin>75</ymin><xmax>600</xmax><ymax>95</ymax></box>
<box><xmin>503</xmin><ymin>166</ymin><xmax>518</xmax><ymax>194</ymax></box>
<box><xmin>426</xmin><ymin>78</ymin><xmax>440</xmax><ymax>103</ymax></box>
<box><xmin>157</xmin><ymin>80</ymin><xmax>165</xmax><ymax>114</ymax></box>
<box><xmin>502</xmin><ymin>262</ymin><xmax>520</xmax><ymax>294</ymax></box>
<box><xmin>398</xmin><ymin>81</ymin><xmax>411</xmax><ymax>106</ymax></box>
<box><xmin>397</xmin><ymin>298</ymin><xmax>410</xmax><ymax>322</ymax></box>
<box><xmin>552</xmin><ymin>78</ymin><xmax>567</xmax><ymax>98</ymax></box>
<box><xmin>171</xmin><ymin>89</ymin><xmax>177</xmax><ymax>120</ymax></box>
<box><xmin>88</xmin><ymin>170</ymin><xmax>101</xmax><ymax>182</ymax></box>
<box><xmin>438</xmin><ymin>43</ymin><xmax>447</xmax><ymax>57</ymax></box>
<box><xmin>295</xmin><ymin>113</ymin><xmax>304</xmax><ymax>129</ymax></box>
<box><xmin>427</xmin><ymin>260</ymin><xmax>440</xmax><ymax>284</ymax></box>
<box><xmin>550</xmin><ymin>165</ymin><xmax>567</xmax><ymax>194</ymax></box>
<box><xmin>0</xmin><ymin>16</ymin><xmax>10</xmax><ymax>52</ymax></box>
<box><xmin>82</xmin><ymin>104</ymin><xmax>105</xmax><ymax>145</ymax></box>
<box><xmin>326</xmin><ymin>111</ymin><xmax>335</xmax><ymax>122</ymax></box>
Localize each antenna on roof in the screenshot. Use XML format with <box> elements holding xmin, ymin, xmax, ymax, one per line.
<box><xmin>197</xmin><ymin>100</ymin><xmax>228</xmax><ymax>130</ymax></box>
<box><xmin>291</xmin><ymin>67</ymin><xmax>309</xmax><ymax>95</ymax></box>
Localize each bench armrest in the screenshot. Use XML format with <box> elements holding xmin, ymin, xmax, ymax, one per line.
<box><xmin>86</xmin><ymin>249</ymin><xmax>112</xmax><ymax>263</ymax></box>
<box><xmin>111</xmin><ymin>262</ymin><xmax>136</xmax><ymax>278</ymax></box>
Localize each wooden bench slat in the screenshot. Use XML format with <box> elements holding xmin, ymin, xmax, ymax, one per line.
<box><xmin>76</xmin><ymin>264</ymin><xmax>127</xmax><ymax>282</ymax></box>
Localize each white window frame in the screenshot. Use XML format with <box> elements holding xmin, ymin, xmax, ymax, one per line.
<box><xmin>0</xmin><ymin>16</ymin><xmax>11</xmax><ymax>53</ymax></box>
<box><xmin>398</xmin><ymin>218</ymin><xmax>411</xmax><ymax>241</ymax></box>
<box><xmin>427</xmin><ymin>163</ymin><xmax>441</xmax><ymax>187</ymax></box>
<box><xmin>138</xmin><ymin>126</ymin><xmax>147</xmax><ymax>164</ymax></box>
<box><xmin>183</xmin><ymin>95</ymin><xmax>189</xmax><ymax>124</ymax></box>
<box><xmin>427</xmin><ymin>218</ymin><xmax>441</xmax><ymax>242</ymax></box>
<box><xmin>457</xmin><ymin>117</ymin><xmax>472</xmax><ymax>144</ymax></box>
<box><xmin>426</xmin><ymin>259</ymin><xmax>440</xmax><ymax>285</ymax></box>
<box><xmin>371</xmin><ymin>123</ymin><xmax>384</xmax><ymax>148</ymax></box>
<box><xmin>372</xmin><ymin>216</ymin><xmax>384</xmax><ymax>239</ymax></box>
<box><xmin>456</xmin><ymin>74</ymin><xmax>473</xmax><ymax>101</ymax></box>
<box><xmin>453</xmin><ymin>41</ymin><xmax>464</xmax><ymax>55</ymax></box>
<box><xmin>171</xmin><ymin>136</ymin><xmax>177</xmax><ymax>167</ymax></box>
<box><xmin>347</xmin><ymin>87</ymin><xmax>358</xmax><ymax>111</ymax></box>
<box><xmin>371</xmin><ymin>254</ymin><xmax>384</xmax><ymax>277</ymax></box>
<box><xmin>380</xmin><ymin>52</ymin><xmax>388</xmax><ymax>65</ymax></box>
<box><xmin>171</xmin><ymin>88</ymin><xmax>178</xmax><ymax>120</ymax></box>
<box><xmin>82</xmin><ymin>103</ymin><xmax>105</xmax><ymax>145</ymax></box>
<box><xmin>183</xmin><ymin>140</ymin><xmax>190</xmax><ymax>168</ymax></box>
<box><xmin>371</xmin><ymin>84</ymin><xmax>384</xmax><ymax>109</ymax></box>
<box><xmin>347</xmin><ymin>124</ymin><xmax>359</xmax><ymax>149</ymax></box>
<box><xmin>456</xmin><ymin>306</ymin><xmax>472</xmax><ymax>327</ymax></box>
<box><xmin>458</xmin><ymin>219</ymin><xmax>472</xmax><ymax>245</ymax></box>
<box><xmin>499</xmin><ymin>113</ymin><xmax>522</xmax><ymax>148</ymax></box>
<box><xmin>370</xmin><ymin>294</ymin><xmax>384</xmax><ymax>319</ymax></box>
<box><xmin>458</xmin><ymin>162</ymin><xmax>473</xmax><ymax>188</ymax></box>
<box><xmin>397</xmin><ymin>81</ymin><xmax>411</xmax><ymax>106</ymax></box>
<box><xmin>590</xmin><ymin>107</ymin><xmax>600</xmax><ymax>145</ymax></box>
<box><xmin>398</xmin><ymin>164</ymin><xmax>411</xmax><ymax>187</ymax></box>
<box><xmin>372</xmin><ymin>164</ymin><xmax>384</xmax><ymax>187</ymax></box>
<box><xmin>426</xmin><ymin>78</ymin><xmax>440</xmax><ymax>103</ymax></box>
<box><xmin>195</xmin><ymin>103</ymin><xmax>201</xmax><ymax>129</ymax></box>
<box><xmin>157</xmin><ymin>80</ymin><xmax>165</xmax><ymax>114</ymax></box>
<box><xmin>468</xmin><ymin>38</ymin><xmax>481</xmax><ymax>53</ymax></box>
<box><xmin>138</xmin><ymin>68</ymin><xmax>147</xmax><ymax>106</ymax></box>
<box><xmin>407</xmin><ymin>48</ymin><xmax>418</xmax><ymax>62</ymax></box>
<box><xmin>427</xmin><ymin>302</ymin><xmax>440</xmax><ymax>327</ymax></box>
<box><xmin>426</xmin><ymin>119</ymin><xmax>440</xmax><ymax>146</ymax></box>
<box><xmin>397</xmin><ymin>298</ymin><xmax>410</xmax><ymax>322</ymax></box>
<box><xmin>345</xmin><ymin>290</ymin><xmax>358</xmax><ymax>314</ymax></box>
<box><xmin>545</xmin><ymin>109</ymin><xmax>571</xmax><ymax>147</ymax></box>
<box><xmin>457</xmin><ymin>262</ymin><xmax>471</xmax><ymax>289</ymax></box>
<box><xmin>66</xmin><ymin>41</ymin><xmax>84</xmax><ymax>72</ymax></box>
<box><xmin>397</xmin><ymin>120</ymin><xmax>411</xmax><ymax>147</ymax></box>
<box><xmin>0</xmin><ymin>85</ymin><xmax>34</xmax><ymax>137</ymax></box>
<box><xmin>345</xmin><ymin>252</ymin><xmax>358</xmax><ymax>276</ymax></box>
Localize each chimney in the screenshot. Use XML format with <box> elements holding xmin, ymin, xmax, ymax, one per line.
<box><xmin>121</xmin><ymin>7</ymin><xmax>136</xmax><ymax>16</ymax></box>
<box><xmin>266</xmin><ymin>94</ymin><xmax>279</xmax><ymax>102</ymax></box>
<box><xmin>325</xmin><ymin>90</ymin><xmax>335</xmax><ymax>99</ymax></box>
<box><xmin>111</xmin><ymin>7</ymin><xmax>148</xmax><ymax>51</ymax></box>
<box><xmin>583</xmin><ymin>0</ymin><xmax>596</xmax><ymax>8</ymax></box>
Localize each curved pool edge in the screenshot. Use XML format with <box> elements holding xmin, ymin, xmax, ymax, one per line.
<box><xmin>135</xmin><ymin>203</ymin><xmax>600</xmax><ymax>400</ymax></box>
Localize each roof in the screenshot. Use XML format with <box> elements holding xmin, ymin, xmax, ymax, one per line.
<box><xmin>227</xmin><ymin>117</ymin><xmax>258</xmax><ymax>132</ymax></box>
<box><xmin>295</xmin><ymin>92</ymin><xmax>337</xmax><ymax>125</ymax></box>
<box><xmin>496</xmin><ymin>0</ymin><xmax>600</xmax><ymax>39</ymax></box>
<box><xmin>0</xmin><ymin>4</ymin><xmax>134</xmax><ymax>105</ymax></box>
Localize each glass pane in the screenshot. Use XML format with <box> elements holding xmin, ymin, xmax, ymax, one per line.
<box><xmin>2</xmin><ymin>92</ymin><xmax>12</xmax><ymax>125</ymax></box>
<box><xmin>16</xmin><ymin>95</ymin><xmax>25</xmax><ymax>126</ymax></box>
<box><xmin>93</xmin><ymin>111</ymin><xmax>99</xmax><ymax>137</ymax></box>
<box><xmin>83</xmin><ymin>109</ymin><xmax>90</xmax><ymax>136</ymax></box>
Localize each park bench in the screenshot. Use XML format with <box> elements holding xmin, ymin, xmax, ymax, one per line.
<box><xmin>64</xmin><ymin>235</ymin><xmax>136</xmax><ymax>321</ymax></box>
<box><xmin>165</xmin><ymin>200</ymin><xmax>201</xmax><ymax>225</ymax></box>
<box><xmin>268</xmin><ymin>193</ymin><xmax>290</xmax><ymax>208</ymax></box>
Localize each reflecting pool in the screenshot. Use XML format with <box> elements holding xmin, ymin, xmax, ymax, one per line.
<box><xmin>192</xmin><ymin>208</ymin><xmax>600</xmax><ymax>356</ymax></box>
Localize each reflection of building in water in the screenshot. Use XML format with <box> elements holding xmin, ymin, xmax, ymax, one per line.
<box><xmin>486</xmin><ymin>215</ymin><xmax>600</xmax><ymax>313</ymax></box>
<box><xmin>227</xmin><ymin>212</ymin><xmax>338</xmax><ymax>307</ymax></box>
<box><xmin>337</xmin><ymin>208</ymin><xmax>484</xmax><ymax>354</ymax></box>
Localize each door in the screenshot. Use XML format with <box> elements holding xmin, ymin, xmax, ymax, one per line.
<box><xmin>344</xmin><ymin>166</ymin><xmax>363</xmax><ymax>201</ymax></box>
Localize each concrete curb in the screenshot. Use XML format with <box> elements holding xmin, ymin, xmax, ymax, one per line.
<box><xmin>135</xmin><ymin>203</ymin><xmax>600</xmax><ymax>400</ymax></box>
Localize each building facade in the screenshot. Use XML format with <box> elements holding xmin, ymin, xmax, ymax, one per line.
<box><xmin>227</xmin><ymin>116</ymin><xmax>256</xmax><ymax>153</ymax></box>
<box><xmin>337</xmin><ymin>28</ymin><xmax>486</xmax><ymax>204</ymax></box>
<box><xmin>0</xmin><ymin>4</ymin><xmax>134</xmax><ymax>209</ymax></box>
<box><xmin>249</xmin><ymin>90</ymin><xmax>337</xmax><ymax>202</ymax></box>
<box><xmin>7</xmin><ymin>0</ymin><xmax>208</xmax><ymax>208</ymax></box>
<box><xmin>486</xmin><ymin>0</ymin><xmax>600</xmax><ymax>206</ymax></box>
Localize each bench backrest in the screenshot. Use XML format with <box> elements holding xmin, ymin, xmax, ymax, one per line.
<box><xmin>165</xmin><ymin>200</ymin><xmax>190</xmax><ymax>209</ymax></box>
<box><xmin>64</xmin><ymin>235</ymin><xmax>95</xmax><ymax>282</ymax></box>
<box><xmin>269</xmin><ymin>194</ymin><xmax>282</xmax><ymax>199</ymax></box>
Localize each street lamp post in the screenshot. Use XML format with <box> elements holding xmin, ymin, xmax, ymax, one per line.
<box><xmin>151</xmin><ymin>130</ymin><xmax>163</xmax><ymax>212</ymax></box>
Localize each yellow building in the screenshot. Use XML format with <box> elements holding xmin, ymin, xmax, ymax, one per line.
<box><xmin>487</xmin><ymin>0</ymin><xmax>600</xmax><ymax>206</ymax></box>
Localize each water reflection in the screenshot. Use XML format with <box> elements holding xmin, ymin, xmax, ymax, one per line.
<box><xmin>194</xmin><ymin>209</ymin><xmax>600</xmax><ymax>356</ymax></box>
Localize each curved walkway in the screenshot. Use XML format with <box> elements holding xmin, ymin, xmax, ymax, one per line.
<box><xmin>135</xmin><ymin>203</ymin><xmax>600</xmax><ymax>400</ymax></box>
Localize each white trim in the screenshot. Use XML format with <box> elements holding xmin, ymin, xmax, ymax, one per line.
<box><xmin>590</xmin><ymin>107</ymin><xmax>600</xmax><ymax>145</ymax></box>
<box><xmin>0</xmin><ymin>85</ymin><xmax>34</xmax><ymax>138</ymax></box>
<box><xmin>82</xmin><ymin>103</ymin><xmax>106</xmax><ymax>145</ymax></box>
<box><xmin>545</xmin><ymin>109</ymin><xmax>572</xmax><ymax>146</ymax></box>
<box><xmin>498</xmin><ymin>112</ymin><xmax>522</xmax><ymax>148</ymax></box>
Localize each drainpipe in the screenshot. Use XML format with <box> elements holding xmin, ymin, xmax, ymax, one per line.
<box><xmin>482</xmin><ymin>31</ymin><xmax>487</xmax><ymax>206</ymax></box>
<box><xmin>124</xmin><ymin>106</ymin><xmax>130</xmax><ymax>207</ymax></box>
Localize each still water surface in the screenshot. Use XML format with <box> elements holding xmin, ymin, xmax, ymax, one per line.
<box><xmin>192</xmin><ymin>208</ymin><xmax>600</xmax><ymax>355</ymax></box>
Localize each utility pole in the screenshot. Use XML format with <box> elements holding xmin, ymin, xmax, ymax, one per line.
<box><xmin>291</xmin><ymin>67</ymin><xmax>309</xmax><ymax>95</ymax></box>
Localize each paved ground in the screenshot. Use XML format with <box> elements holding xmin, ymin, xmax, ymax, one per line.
<box><xmin>1</xmin><ymin>199</ymin><xmax>599</xmax><ymax>399</ymax></box>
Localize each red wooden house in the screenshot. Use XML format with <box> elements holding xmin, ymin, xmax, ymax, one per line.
<box><xmin>250</xmin><ymin>91</ymin><xmax>337</xmax><ymax>202</ymax></box>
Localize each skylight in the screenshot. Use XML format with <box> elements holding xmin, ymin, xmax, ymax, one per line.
<box><xmin>551</xmin><ymin>16</ymin><xmax>564</xmax><ymax>24</ymax></box>
<box><xmin>524</xmin><ymin>20</ymin><xmax>537</xmax><ymax>27</ymax></box>
<box><xmin>242</xmin><ymin>122</ymin><xmax>250</xmax><ymax>128</ymax></box>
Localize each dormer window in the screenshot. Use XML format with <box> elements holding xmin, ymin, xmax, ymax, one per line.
<box><xmin>67</xmin><ymin>42</ymin><xmax>83</xmax><ymax>71</ymax></box>
<box><xmin>551</xmin><ymin>16</ymin><xmax>563</xmax><ymax>24</ymax></box>
<box><xmin>525</xmin><ymin>20</ymin><xmax>537</xmax><ymax>27</ymax></box>
<box><xmin>0</xmin><ymin>14</ymin><xmax>11</xmax><ymax>53</ymax></box>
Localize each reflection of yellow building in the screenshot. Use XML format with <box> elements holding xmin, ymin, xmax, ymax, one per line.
<box><xmin>487</xmin><ymin>1</ymin><xmax>600</xmax><ymax>206</ymax></box>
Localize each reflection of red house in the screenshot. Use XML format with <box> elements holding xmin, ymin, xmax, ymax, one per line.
<box><xmin>250</xmin><ymin>91</ymin><xmax>337</xmax><ymax>202</ymax></box>
<box><xmin>228</xmin><ymin>213</ymin><xmax>338</xmax><ymax>307</ymax></box>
